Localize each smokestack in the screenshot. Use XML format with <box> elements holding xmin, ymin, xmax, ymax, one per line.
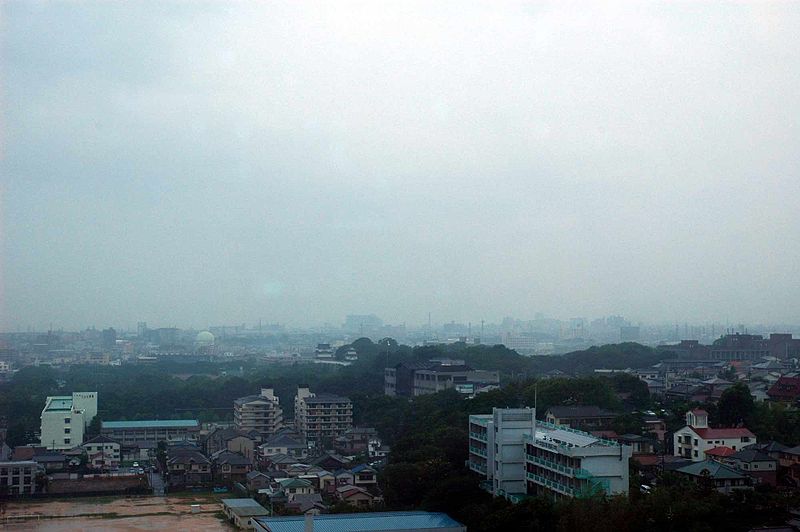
<box><xmin>304</xmin><ymin>512</ymin><xmax>313</xmax><ymax>532</ymax></box>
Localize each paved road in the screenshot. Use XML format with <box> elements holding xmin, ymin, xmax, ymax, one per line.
<box><xmin>149</xmin><ymin>471</ymin><xmax>165</xmax><ymax>496</ymax></box>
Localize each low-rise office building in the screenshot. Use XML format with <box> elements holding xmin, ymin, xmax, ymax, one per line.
<box><xmin>386</xmin><ymin>359</ymin><xmax>500</xmax><ymax>397</ymax></box>
<box><xmin>101</xmin><ymin>419</ymin><xmax>200</xmax><ymax>445</ymax></box>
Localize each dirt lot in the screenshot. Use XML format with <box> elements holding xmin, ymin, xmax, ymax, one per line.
<box><xmin>2</xmin><ymin>494</ymin><xmax>233</xmax><ymax>531</ymax></box>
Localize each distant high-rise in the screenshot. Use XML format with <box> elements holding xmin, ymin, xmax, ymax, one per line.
<box><xmin>343</xmin><ymin>314</ymin><xmax>383</xmax><ymax>335</ymax></box>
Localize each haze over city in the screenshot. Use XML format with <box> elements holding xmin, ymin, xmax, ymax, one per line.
<box><xmin>3</xmin><ymin>2</ymin><xmax>800</xmax><ymax>332</ymax></box>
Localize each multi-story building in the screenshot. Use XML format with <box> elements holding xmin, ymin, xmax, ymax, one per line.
<box><xmin>0</xmin><ymin>461</ymin><xmax>39</xmax><ymax>495</ymax></box>
<box><xmin>101</xmin><ymin>419</ymin><xmax>200</xmax><ymax>445</ymax></box>
<box><xmin>294</xmin><ymin>387</ymin><xmax>352</xmax><ymax>446</ymax></box>
<box><xmin>234</xmin><ymin>388</ymin><xmax>284</xmax><ymax>439</ymax></box>
<box><xmin>469</xmin><ymin>408</ymin><xmax>631</xmax><ymax>501</ymax></box>
<box><xmin>40</xmin><ymin>392</ymin><xmax>98</xmax><ymax>450</ymax></box>
<box><xmin>385</xmin><ymin>359</ymin><xmax>500</xmax><ymax>397</ymax></box>
<box><xmin>470</xmin><ymin>408</ymin><xmax>537</xmax><ymax>499</ymax></box>
<box><xmin>673</xmin><ymin>409</ymin><xmax>756</xmax><ymax>462</ymax></box>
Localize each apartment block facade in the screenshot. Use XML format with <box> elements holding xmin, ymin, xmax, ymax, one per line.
<box><xmin>0</xmin><ymin>461</ymin><xmax>39</xmax><ymax>495</ymax></box>
<box><xmin>294</xmin><ymin>387</ymin><xmax>353</xmax><ymax>446</ymax></box>
<box><xmin>469</xmin><ymin>407</ymin><xmax>631</xmax><ymax>501</ymax></box>
<box><xmin>234</xmin><ymin>388</ymin><xmax>284</xmax><ymax>439</ymax></box>
<box><xmin>40</xmin><ymin>392</ymin><xmax>98</xmax><ymax>450</ymax></box>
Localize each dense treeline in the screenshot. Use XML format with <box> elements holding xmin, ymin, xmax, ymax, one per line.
<box><xmin>360</xmin><ymin>385</ymin><xmax>800</xmax><ymax>531</ymax></box>
<box><xmin>1</xmin><ymin>340</ymin><xmax>665</xmax><ymax>446</ymax></box>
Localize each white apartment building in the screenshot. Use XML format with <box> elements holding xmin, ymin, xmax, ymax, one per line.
<box><xmin>294</xmin><ymin>387</ymin><xmax>353</xmax><ymax>446</ymax></box>
<box><xmin>40</xmin><ymin>392</ymin><xmax>98</xmax><ymax>450</ymax></box>
<box><xmin>468</xmin><ymin>408</ymin><xmax>536</xmax><ymax>499</ymax></box>
<box><xmin>234</xmin><ymin>388</ymin><xmax>284</xmax><ymax>439</ymax></box>
<box><xmin>469</xmin><ymin>407</ymin><xmax>632</xmax><ymax>501</ymax></box>
<box><xmin>673</xmin><ymin>408</ymin><xmax>757</xmax><ymax>462</ymax></box>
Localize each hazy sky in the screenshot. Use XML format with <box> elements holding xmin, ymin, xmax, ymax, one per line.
<box><xmin>2</xmin><ymin>1</ymin><xmax>799</xmax><ymax>331</ymax></box>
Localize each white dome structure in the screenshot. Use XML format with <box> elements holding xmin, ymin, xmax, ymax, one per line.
<box><xmin>195</xmin><ymin>331</ymin><xmax>215</xmax><ymax>347</ymax></box>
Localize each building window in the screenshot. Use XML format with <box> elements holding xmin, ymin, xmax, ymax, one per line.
<box><xmin>693</xmin><ymin>450</ymin><xmax>698</xmax><ymax>457</ymax></box>
<box><xmin>64</xmin><ymin>418</ymin><xmax>71</xmax><ymax>424</ymax></box>
<box><xmin>64</xmin><ymin>438</ymin><xmax>71</xmax><ymax>444</ymax></box>
<box><xmin>65</xmin><ymin>428</ymin><xmax>71</xmax><ymax>434</ymax></box>
<box><xmin>693</xmin><ymin>439</ymin><xmax>698</xmax><ymax>446</ymax></box>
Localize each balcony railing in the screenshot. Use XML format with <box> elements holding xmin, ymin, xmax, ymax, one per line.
<box><xmin>526</xmin><ymin>472</ymin><xmax>576</xmax><ymax>497</ymax></box>
<box><xmin>469</xmin><ymin>431</ymin><xmax>487</xmax><ymax>442</ymax></box>
<box><xmin>469</xmin><ymin>446</ymin><xmax>487</xmax><ymax>457</ymax></box>
<box><xmin>469</xmin><ymin>461</ymin><xmax>487</xmax><ymax>473</ymax></box>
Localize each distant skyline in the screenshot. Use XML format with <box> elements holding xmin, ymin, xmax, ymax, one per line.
<box><xmin>3</xmin><ymin>2</ymin><xmax>800</xmax><ymax>331</ymax></box>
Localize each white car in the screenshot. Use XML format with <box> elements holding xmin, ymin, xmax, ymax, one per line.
<box><xmin>132</xmin><ymin>462</ymin><xmax>139</xmax><ymax>467</ymax></box>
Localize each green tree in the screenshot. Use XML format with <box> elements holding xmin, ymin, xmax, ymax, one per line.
<box><xmin>717</xmin><ymin>382</ymin><xmax>755</xmax><ymax>426</ymax></box>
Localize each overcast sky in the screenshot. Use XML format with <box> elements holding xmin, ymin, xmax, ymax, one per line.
<box><xmin>2</xmin><ymin>1</ymin><xmax>799</xmax><ymax>331</ymax></box>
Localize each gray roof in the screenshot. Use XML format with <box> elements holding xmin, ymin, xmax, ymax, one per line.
<box><xmin>676</xmin><ymin>459</ymin><xmax>748</xmax><ymax>480</ymax></box>
<box><xmin>547</xmin><ymin>406</ymin><xmax>616</xmax><ymax>418</ymax></box>
<box><xmin>212</xmin><ymin>450</ymin><xmax>252</xmax><ymax>466</ymax></box>
<box><xmin>222</xmin><ymin>498</ymin><xmax>269</xmax><ymax>517</ymax></box>
<box><xmin>729</xmin><ymin>449</ymin><xmax>775</xmax><ymax>463</ymax></box>
<box><xmin>263</xmin><ymin>433</ymin><xmax>305</xmax><ymax>448</ymax></box>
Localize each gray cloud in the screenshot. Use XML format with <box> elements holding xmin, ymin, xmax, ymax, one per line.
<box><xmin>2</xmin><ymin>1</ymin><xmax>799</xmax><ymax>330</ymax></box>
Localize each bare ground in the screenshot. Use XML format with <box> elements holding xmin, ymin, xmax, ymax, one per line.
<box><xmin>2</xmin><ymin>494</ymin><xmax>232</xmax><ymax>531</ymax></box>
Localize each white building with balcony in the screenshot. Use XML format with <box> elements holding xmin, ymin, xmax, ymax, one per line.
<box><xmin>469</xmin><ymin>407</ymin><xmax>631</xmax><ymax>501</ymax></box>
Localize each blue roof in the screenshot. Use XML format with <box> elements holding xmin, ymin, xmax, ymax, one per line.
<box><xmin>254</xmin><ymin>511</ymin><xmax>465</xmax><ymax>532</ymax></box>
<box><xmin>101</xmin><ymin>419</ymin><xmax>199</xmax><ymax>429</ymax></box>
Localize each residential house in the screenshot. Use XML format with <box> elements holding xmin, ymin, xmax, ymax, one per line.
<box><xmin>278</xmin><ymin>477</ymin><xmax>315</xmax><ymax>496</ymax></box>
<box><xmin>746</xmin><ymin>441</ymin><xmax>788</xmax><ymax>461</ymax></box>
<box><xmin>261</xmin><ymin>452</ymin><xmax>296</xmax><ymax>472</ymax></box>
<box><xmin>334</xmin><ymin>427</ymin><xmax>378</xmax><ymax>455</ymax></box>
<box><xmin>335</xmin><ymin>484</ymin><xmax>380</xmax><ymax>507</ymax></box>
<box><xmin>350</xmin><ymin>463</ymin><xmax>378</xmax><ymax>489</ymax></box>
<box><xmin>335</xmin><ymin>469</ymin><xmax>355</xmax><ymax>487</ymax></box>
<box><xmin>767</xmin><ymin>374</ymin><xmax>800</xmax><ymax>404</ymax></box>
<box><xmin>166</xmin><ymin>449</ymin><xmax>212</xmax><ymax>489</ymax></box>
<box><xmin>616</xmin><ymin>434</ymin><xmax>656</xmax><ymax>455</ymax></box>
<box><xmin>206</xmin><ymin>427</ymin><xmax>260</xmax><ymax>462</ymax></box>
<box><xmin>258</xmin><ymin>430</ymin><xmax>307</xmax><ymax>460</ymax></box>
<box><xmin>674</xmin><ymin>459</ymin><xmax>752</xmax><ymax>493</ymax></box>
<box><xmin>212</xmin><ymin>450</ymin><xmax>253</xmax><ymax>486</ymax></box>
<box><xmin>778</xmin><ymin>445</ymin><xmax>800</xmax><ymax>485</ymax></box>
<box><xmin>286</xmin><ymin>492</ymin><xmax>327</xmax><ymax>514</ymax></box>
<box><xmin>246</xmin><ymin>470</ymin><xmax>272</xmax><ymax>493</ymax></box>
<box><xmin>81</xmin><ymin>435</ymin><xmax>121</xmax><ymax>470</ymax></box>
<box><xmin>725</xmin><ymin>448</ymin><xmax>778</xmax><ymax>486</ymax></box>
<box><xmin>544</xmin><ymin>406</ymin><xmax>617</xmax><ymax>431</ymax></box>
<box><xmin>673</xmin><ymin>409</ymin><xmax>756</xmax><ymax>462</ymax></box>
<box><xmin>31</xmin><ymin>452</ymin><xmax>68</xmax><ymax>474</ymax></box>
<box><xmin>309</xmin><ymin>451</ymin><xmax>352</xmax><ymax>472</ymax></box>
